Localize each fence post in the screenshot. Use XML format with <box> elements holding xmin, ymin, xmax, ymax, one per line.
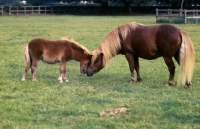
<box><xmin>170</xmin><ymin>9</ymin><xmax>172</xmax><ymax>23</ymax></box>
<box><xmin>1</xmin><ymin>6</ymin><xmax>3</xmax><ymax>15</ymax></box>
<box><xmin>51</xmin><ymin>7</ymin><xmax>53</xmax><ymax>14</ymax></box>
<box><xmin>179</xmin><ymin>9</ymin><xmax>182</xmax><ymax>17</ymax></box>
<box><xmin>24</xmin><ymin>6</ymin><xmax>26</xmax><ymax>16</ymax></box>
<box><xmin>17</xmin><ymin>7</ymin><xmax>18</xmax><ymax>15</ymax></box>
<box><xmin>39</xmin><ymin>6</ymin><xmax>40</xmax><ymax>15</ymax></box>
<box><xmin>184</xmin><ymin>9</ymin><xmax>187</xmax><ymax>24</ymax></box>
<box><xmin>9</xmin><ymin>6</ymin><xmax>11</xmax><ymax>15</ymax></box>
<box><xmin>156</xmin><ymin>8</ymin><xmax>158</xmax><ymax>23</ymax></box>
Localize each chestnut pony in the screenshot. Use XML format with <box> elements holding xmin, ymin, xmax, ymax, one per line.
<box><xmin>22</xmin><ymin>38</ymin><xmax>92</xmax><ymax>83</ymax></box>
<box><xmin>87</xmin><ymin>22</ymin><xmax>195</xmax><ymax>88</ymax></box>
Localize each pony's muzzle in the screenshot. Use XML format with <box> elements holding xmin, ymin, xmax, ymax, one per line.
<box><xmin>87</xmin><ymin>70</ymin><xmax>94</xmax><ymax>76</ymax></box>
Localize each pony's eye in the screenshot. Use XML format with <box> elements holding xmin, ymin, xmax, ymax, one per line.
<box><xmin>94</xmin><ymin>60</ymin><xmax>98</xmax><ymax>63</ymax></box>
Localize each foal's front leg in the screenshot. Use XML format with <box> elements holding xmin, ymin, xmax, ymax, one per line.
<box><xmin>62</xmin><ymin>65</ymin><xmax>68</xmax><ymax>82</ymax></box>
<box><xmin>58</xmin><ymin>62</ymin><xmax>67</xmax><ymax>83</ymax></box>
<box><xmin>125</xmin><ymin>53</ymin><xmax>137</xmax><ymax>83</ymax></box>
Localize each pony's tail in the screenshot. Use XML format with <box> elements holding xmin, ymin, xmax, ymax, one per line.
<box><xmin>178</xmin><ymin>31</ymin><xmax>195</xmax><ymax>87</ymax></box>
<box><xmin>23</xmin><ymin>43</ymin><xmax>31</xmax><ymax>68</ymax></box>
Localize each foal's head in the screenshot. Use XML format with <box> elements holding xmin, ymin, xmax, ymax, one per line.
<box><xmin>80</xmin><ymin>51</ymin><xmax>93</xmax><ymax>74</ymax></box>
<box><xmin>63</xmin><ymin>38</ymin><xmax>93</xmax><ymax>74</ymax></box>
<box><xmin>86</xmin><ymin>50</ymin><xmax>105</xmax><ymax>76</ymax></box>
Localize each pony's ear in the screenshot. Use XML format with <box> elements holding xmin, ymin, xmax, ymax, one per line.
<box><xmin>89</xmin><ymin>54</ymin><xmax>93</xmax><ymax>59</ymax></box>
<box><xmin>99</xmin><ymin>52</ymin><xmax>104</xmax><ymax>57</ymax></box>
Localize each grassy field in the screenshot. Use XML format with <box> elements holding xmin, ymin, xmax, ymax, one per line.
<box><xmin>0</xmin><ymin>15</ymin><xmax>199</xmax><ymax>129</ymax></box>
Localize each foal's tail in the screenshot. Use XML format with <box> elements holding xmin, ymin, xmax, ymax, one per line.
<box><xmin>178</xmin><ymin>31</ymin><xmax>195</xmax><ymax>86</ymax></box>
<box><xmin>23</xmin><ymin>43</ymin><xmax>31</xmax><ymax>68</ymax></box>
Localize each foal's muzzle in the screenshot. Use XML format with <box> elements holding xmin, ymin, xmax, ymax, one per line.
<box><xmin>81</xmin><ymin>68</ymin><xmax>87</xmax><ymax>74</ymax></box>
<box><xmin>87</xmin><ymin>70</ymin><xmax>94</xmax><ymax>76</ymax></box>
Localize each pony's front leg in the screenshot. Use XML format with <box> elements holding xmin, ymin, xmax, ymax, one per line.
<box><xmin>125</xmin><ymin>54</ymin><xmax>137</xmax><ymax>83</ymax></box>
<box><xmin>163</xmin><ymin>57</ymin><xmax>175</xmax><ymax>86</ymax></box>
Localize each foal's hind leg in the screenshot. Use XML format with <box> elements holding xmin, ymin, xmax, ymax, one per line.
<box><xmin>134</xmin><ymin>56</ymin><xmax>142</xmax><ymax>82</ymax></box>
<box><xmin>31</xmin><ymin>60</ymin><xmax>39</xmax><ymax>81</ymax></box>
<box><xmin>163</xmin><ymin>57</ymin><xmax>176</xmax><ymax>86</ymax></box>
<box><xmin>21</xmin><ymin>66</ymin><xmax>31</xmax><ymax>81</ymax></box>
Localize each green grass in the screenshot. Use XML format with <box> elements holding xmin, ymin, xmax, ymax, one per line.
<box><xmin>0</xmin><ymin>15</ymin><xmax>200</xmax><ymax>129</ymax></box>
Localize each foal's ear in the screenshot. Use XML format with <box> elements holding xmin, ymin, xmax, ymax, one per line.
<box><xmin>99</xmin><ymin>52</ymin><xmax>104</xmax><ymax>57</ymax></box>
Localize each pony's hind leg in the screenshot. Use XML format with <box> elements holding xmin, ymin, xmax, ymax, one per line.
<box><xmin>163</xmin><ymin>57</ymin><xmax>175</xmax><ymax>86</ymax></box>
<box><xmin>134</xmin><ymin>56</ymin><xmax>142</xmax><ymax>82</ymax></box>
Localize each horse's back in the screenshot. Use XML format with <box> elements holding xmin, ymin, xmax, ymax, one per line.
<box><xmin>127</xmin><ymin>24</ymin><xmax>181</xmax><ymax>59</ymax></box>
<box><xmin>28</xmin><ymin>38</ymin><xmax>71</xmax><ymax>63</ymax></box>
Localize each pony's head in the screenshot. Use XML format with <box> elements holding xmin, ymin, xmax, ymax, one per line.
<box><xmin>86</xmin><ymin>50</ymin><xmax>105</xmax><ymax>76</ymax></box>
<box><xmin>86</xmin><ymin>22</ymin><xmax>141</xmax><ymax>76</ymax></box>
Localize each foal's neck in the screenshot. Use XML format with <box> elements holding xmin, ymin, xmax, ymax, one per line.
<box><xmin>70</xmin><ymin>44</ymin><xmax>85</xmax><ymax>61</ymax></box>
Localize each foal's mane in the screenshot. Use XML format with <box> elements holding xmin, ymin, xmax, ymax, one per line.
<box><xmin>91</xmin><ymin>22</ymin><xmax>141</xmax><ymax>66</ymax></box>
<box><xmin>61</xmin><ymin>38</ymin><xmax>91</xmax><ymax>55</ymax></box>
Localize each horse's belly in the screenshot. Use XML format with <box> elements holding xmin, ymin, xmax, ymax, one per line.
<box><xmin>137</xmin><ymin>48</ymin><xmax>161</xmax><ymax>60</ymax></box>
<box><xmin>139</xmin><ymin>54</ymin><xmax>161</xmax><ymax>60</ymax></box>
<box><xmin>41</xmin><ymin>56</ymin><xmax>60</xmax><ymax>64</ymax></box>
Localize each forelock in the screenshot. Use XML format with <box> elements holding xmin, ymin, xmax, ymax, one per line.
<box><xmin>91</xmin><ymin>50</ymin><xmax>100</xmax><ymax>67</ymax></box>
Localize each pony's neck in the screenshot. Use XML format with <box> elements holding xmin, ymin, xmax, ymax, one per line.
<box><xmin>99</xmin><ymin>42</ymin><xmax>121</xmax><ymax>66</ymax></box>
<box><xmin>98</xmin><ymin>27</ymin><xmax>123</xmax><ymax>66</ymax></box>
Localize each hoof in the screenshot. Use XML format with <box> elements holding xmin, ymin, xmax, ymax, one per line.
<box><xmin>58</xmin><ymin>80</ymin><xmax>63</xmax><ymax>83</ymax></box>
<box><xmin>185</xmin><ymin>82</ymin><xmax>192</xmax><ymax>89</ymax></box>
<box><xmin>32</xmin><ymin>79</ymin><xmax>37</xmax><ymax>82</ymax></box>
<box><xmin>165</xmin><ymin>83</ymin><xmax>174</xmax><ymax>86</ymax></box>
<box><xmin>66</xmin><ymin>79</ymin><xmax>69</xmax><ymax>82</ymax></box>
<box><xmin>185</xmin><ymin>85</ymin><xmax>191</xmax><ymax>89</ymax></box>
<box><xmin>166</xmin><ymin>81</ymin><xmax>174</xmax><ymax>86</ymax></box>
<box><xmin>130</xmin><ymin>79</ymin><xmax>137</xmax><ymax>84</ymax></box>
<box><xmin>137</xmin><ymin>78</ymin><xmax>142</xmax><ymax>82</ymax></box>
<box><xmin>21</xmin><ymin>78</ymin><xmax>26</xmax><ymax>81</ymax></box>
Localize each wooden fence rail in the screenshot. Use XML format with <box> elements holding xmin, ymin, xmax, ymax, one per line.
<box><xmin>156</xmin><ymin>9</ymin><xmax>200</xmax><ymax>23</ymax></box>
<box><xmin>8</xmin><ymin>6</ymin><xmax>53</xmax><ymax>15</ymax></box>
<box><xmin>0</xmin><ymin>5</ymin><xmax>100</xmax><ymax>15</ymax></box>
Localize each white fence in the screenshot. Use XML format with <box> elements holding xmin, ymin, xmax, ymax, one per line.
<box><xmin>156</xmin><ymin>9</ymin><xmax>200</xmax><ymax>23</ymax></box>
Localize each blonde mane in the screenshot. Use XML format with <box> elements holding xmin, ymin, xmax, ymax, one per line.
<box><xmin>91</xmin><ymin>22</ymin><xmax>141</xmax><ymax>66</ymax></box>
<box><xmin>61</xmin><ymin>38</ymin><xmax>91</xmax><ymax>55</ymax></box>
